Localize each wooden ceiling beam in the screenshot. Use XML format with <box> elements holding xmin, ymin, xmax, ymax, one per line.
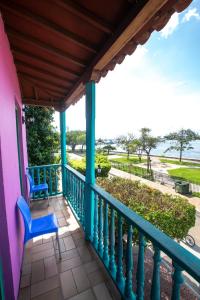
<box><xmin>7</xmin><ymin>27</ymin><xmax>86</xmax><ymax>68</ymax></box>
<box><xmin>23</xmin><ymin>98</ymin><xmax>61</xmax><ymax>109</ymax></box>
<box><xmin>0</xmin><ymin>1</ymin><xmax>97</xmax><ymax>53</ymax></box>
<box><xmin>12</xmin><ymin>47</ymin><xmax>80</xmax><ymax>78</ymax></box>
<box><xmin>16</xmin><ymin>59</ymin><xmax>74</xmax><ymax>85</ymax></box>
<box><xmin>54</xmin><ymin>0</ymin><xmax>113</xmax><ymax>34</ymax></box>
<box><xmin>18</xmin><ymin>70</ymin><xmax>69</xmax><ymax>90</ymax></box>
<box><xmin>64</xmin><ymin>0</ymin><xmax>171</xmax><ymax>108</ymax></box>
<box><xmin>19</xmin><ymin>73</ymin><xmax>67</xmax><ymax>96</ymax></box>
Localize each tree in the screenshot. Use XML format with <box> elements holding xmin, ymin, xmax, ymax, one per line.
<box><xmin>117</xmin><ymin>134</ymin><xmax>135</xmax><ymax>159</ymax></box>
<box><xmin>77</xmin><ymin>132</ymin><xmax>86</xmax><ymax>152</ymax></box>
<box><xmin>132</xmin><ymin>139</ymin><xmax>143</xmax><ymax>163</ymax></box>
<box><xmin>164</xmin><ymin>129</ymin><xmax>200</xmax><ymax>162</ymax></box>
<box><xmin>102</xmin><ymin>145</ymin><xmax>116</xmax><ymax>155</ymax></box>
<box><xmin>25</xmin><ymin>106</ymin><xmax>60</xmax><ymax>166</ymax></box>
<box><xmin>67</xmin><ymin>130</ymin><xmax>85</xmax><ymax>152</ymax></box>
<box><xmin>139</xmin><ymin>128</ymin><xmax>160</xmax><ymax>172</ymax></box>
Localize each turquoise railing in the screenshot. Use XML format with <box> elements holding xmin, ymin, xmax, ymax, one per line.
<box><xmin>64</xmin><ymin>165</ymin><xmax>200</xmax><ymax>300</ymax></box>
<box><xmin>28</xmin><ymin>164</ymin><xmax>62</xmax><ymax>198</ymax></box>
<box><xmin>65</xmin><ymin>165</ymin><xmax>85</xmax><ymax>228</ymax></box>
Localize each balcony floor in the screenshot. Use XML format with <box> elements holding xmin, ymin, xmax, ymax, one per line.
<box><xmin>18</xmin><ymin>196</ymin><xmax>114</xmax><ymax>300</ymax></box>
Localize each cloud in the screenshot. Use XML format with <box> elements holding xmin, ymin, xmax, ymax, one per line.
<box><xmin>160</xmin><ymin>12</ymin><xmax>179</xmax><ymax>38</ymax></box>
<box><xmin>182</xmin><ymin>8</ymin><xmax>200</xmax><ymax>22</ymax></box>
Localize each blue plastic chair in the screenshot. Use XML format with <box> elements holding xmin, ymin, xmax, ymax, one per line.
<box><xmin>26</xmin><ymin>171</ymin><xmax>49</xmax><ymax>205</ymax></box>
<box><xmin>17</xmin><ymin>196</ymin><xmax>61</xmax><ymax>259</ymax></box>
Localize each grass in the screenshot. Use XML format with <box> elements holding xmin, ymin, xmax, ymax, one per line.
<box><xmin>168</xmin><ymin>168</ymin><xmax>200</xmax><ymax>185</ymax></box>
<box><xmin>160</xmin><ymin>158</ymin><xmax>200</xmax><ymax>167</ymax></box>
<box><xmin>109</xmin><ymin>156</ymin><xmax>146</xmax><ymax>164</ymax></box>
<box><xmin>192</xmin><ymin>192</ymin><xmax>200</xmax><ymax>198</ymax></box>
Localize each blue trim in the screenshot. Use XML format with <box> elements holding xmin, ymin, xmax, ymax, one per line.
<box><xmin>60</xmin><ymin>111</ymin><xmax>66</xmax><ymax>195</ymax></box>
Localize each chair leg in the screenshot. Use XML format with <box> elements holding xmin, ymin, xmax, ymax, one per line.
<box><xmin>56</xmin><ymin>232</ymin><xmax>61</xmax><ymax>260</ymax></box>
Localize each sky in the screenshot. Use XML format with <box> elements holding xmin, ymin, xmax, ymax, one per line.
<box><xmin>54</xmin><ymin>0</ymin><xmax>200</xmax><ymax>139</ymax></box>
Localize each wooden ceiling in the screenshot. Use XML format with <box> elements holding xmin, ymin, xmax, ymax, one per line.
<box><xmin>0</xmin><ymin>0</ymin><xmax>192</xmax><ymax>111</ymax></box>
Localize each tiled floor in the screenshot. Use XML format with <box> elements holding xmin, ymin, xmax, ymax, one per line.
<box><xmin>18</xmin><ymin>196</ymin><xmax>114</xmax><ymax>300</ymax></box>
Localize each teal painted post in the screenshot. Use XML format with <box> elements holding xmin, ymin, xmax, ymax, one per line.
<box><xmin>136</xmin><ymin>233</ymin><xmax>145</xmax><ymax>300</ymax></box>
<box><xmin>171</xmin><ymin>263</ymin><xmax>184</xmax><ymax>300</ymax></box>
<box><xmin>116</xmin><ymin>214</ymin><xmax>125</xmax><ymax>293</ymax></box>
<box><xmin>60</xmin><ymin>111</ymin><xmax>67</xmax><ymax>195</ymax></box>
<box><xmin>124</xmin><ymin>225</ymin><xmax>136</xmax><ymax>300</ymax></box>
<box><xmin>150</xmin><ymin>246</ymin><xmax>161</xmax><ymax>300</ymax></box>
<box><xmin>103</xmin><ymin>202</ymin><xmax>109</xmax><ymax>267</ymax></box>
<box><xmin>85</xmin><ymin>80</ymin><xmax>95</xmax><ymax>240</ymax></box>
<box><xmin>93</xmin><ymin>193</ymin><xmax>99</xmax><ymax>249</ymax></box>
<box><xmin>109</xmin><ymin>208</ymin><xmax>117</xmax><ymax>279</ymax></box>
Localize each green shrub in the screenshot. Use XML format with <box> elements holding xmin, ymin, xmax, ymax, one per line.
<box><xmin>69</xmin><ymin>154</ymin><xmax>111</xmax><ymax>177</ymax></box>
<box><xmin>97</xmin><ymin>177</ymin><xmax>195</xmax><ymax>240</ymax></box>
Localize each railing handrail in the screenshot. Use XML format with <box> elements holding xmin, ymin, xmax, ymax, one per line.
<box><xmin>65</xmin><ymin>165</ymin><xmax>86</xmax><ymax>182</ymax></box>
<box><xmin>28</xmin><ymin>164</ymin><xmax>61</xmax><ymax>169</ymax></box>
<box><xmin>91</xmin><ymin>182</ymin><xmax>200</xmax><ymax>282</ymax></box>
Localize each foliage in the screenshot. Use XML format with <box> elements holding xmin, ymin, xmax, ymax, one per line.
<box><xmin>132</xmin><ymin>139</ymin><xmax>143</xmax><ymax>162</ymax></box>
<box><xmin>69</xmin><ymin>154</ymin><xmax>111</xmax><ymax>177</ymax></box>
<box><xmin>111</xmin><ymin>161</ymin><xmax>153</xmax><ymax>180</ymax></box>
<box><xmin>25</xmin><ymin>106</ymin><xmax>60</xmax><ymax>166</ymax></box>
<box><xmin>67</xmin><ymin>130</ymin><xmax>86</xmax><ymax>151</ymax></box>
<box><xmin>164</xmin><ymin>129</ymin><xmax>200</xmax><ymax>162</ymax></box>
<box><xmin>117</xmin><ymin>134</ymin><xmax>135</xmax><ymax>159</ymax></box>
<box><xmin>97</xmin><ymin>177</ymin><xmax>196</xmax><ymax>240</ymax></box>
<box><xmin>192</xmin><ymin>192</ymin><xmax>200</xmax><ymax>198</ymax></box>
<box><xmin>102</xmin><ymin>145</ymin><xmax>116</xmax><ymax>155</ymax></box>
<box><xmin>168</xmin><ymin>168</ymin><xmax>200</xmax><ymax>185</ymax></box>
<box><xmin>160</xmin><ymin>158</ymin><xmax>200</xmax><ymax>167</ymax></box>
<box><xmin>139</xmin><ymin>128</ymin><xmax>160</xmax><ymax>172</ymax></box>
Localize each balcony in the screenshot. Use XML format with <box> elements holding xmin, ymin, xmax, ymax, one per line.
<box><xmin>19</xmin><ymin>164</ymin><xmax>200</xmax><ymax>300</ymax></box>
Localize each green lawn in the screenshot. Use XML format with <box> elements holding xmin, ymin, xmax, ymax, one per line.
<box><xmin>160</xmin><ymin>158</ymin><xmax>200</xmax><ymax>167</ymax></box>
<box><xmin>168</xmin><ymin>168</ymin><xmax>200</xmax><ymax>185</ymax></box>
<box><xmin>109</xmin><ymin>156</ymin><xmax>146</xmax><ymax>164</ymax></box>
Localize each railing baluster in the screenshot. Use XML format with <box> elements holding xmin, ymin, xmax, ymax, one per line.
<box><xmin>171</xmin><ymin>263</ymin><xmax>184</xmax><ymax>300</ymax></box>
<box><xmin>125</xmin><ymin>224</ymin><xmax>135</xmax><ymax>300</ymax></box>
<box><xmin>82</xmin><ymin>182</ymin><xmax>85</xmax><ymax>228</ymax></box>
<box><xmin>136</xmin><ymin>232</ymin><xmax>145</xmax><ymax>300</ymax></box>
<box><xmin>103</xmin><ymin>202</ymin><xmax>109</xmax><ymax>267</ymax></box>
<box><xmin>98</xmin><ymin>197</ymin><xmax>103</xmax><ymax>257</ymax></box>
<box><xmin>150</xmin><ymin>246</ymin><xmax>161</xmax><ymax>300</ymax></box>
<box><xmin>109</xmin><ymin>207</ymin><xmax>117</xmax><ymax>279</ymax></box>
<box><xmin>55</xmin><ymin>166</ymin><xmax>58</xmax><ymax>195</ymax></box>
<box><xmin>93</xmin><ymin>193</ymin><xmax>98</xmax><ymax>249</ymax></box>
<box><xmin>116</xmin><ymin>214</ymin><xmax>125</xmax><ymax>292</ymax></box>
<box><xmin>49</xmin><ymin>167</ymin><xmax>52</xmax><ymax>196</ymax></box>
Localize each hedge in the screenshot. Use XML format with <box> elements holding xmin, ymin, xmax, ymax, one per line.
<box><xmin>69</xmin><ymin>154</ymin><xmax>111</xmax><ymax>177</ymax></box>
<box><xmin>97</xmin><ymin>177</ymin><xmax>195</xmax><ymax>240</ymax></box>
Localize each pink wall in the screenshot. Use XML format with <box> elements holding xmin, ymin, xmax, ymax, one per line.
<box><xmin>0</xmin><ymin>16</ymin><xmax>28</xmax><ymax>300</ymax></box>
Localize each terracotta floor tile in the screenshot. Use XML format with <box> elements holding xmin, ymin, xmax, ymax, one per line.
<box><xmin>31</xmin><ymin>259</ymin><xmax>45</xmax><ymax>284</ymax></box>
<box><xmin>31</xmin><ymin>242</ymin><xmax>53</xmax><ymax>254</ymax></box>
<box><xmin>55</xmin><ymin>248</ymin><xmax>79</xmax><ymax>261</ymax></box>
<box><xmin>31</xmin><ymin>275</ymin><xmax>59</xmax><ymax>298</ymax></box>
<box><xmin>83</xmin><ymin>261</ymin><xmax>99</xmax><ymax>275</ymax></box>
<box><xmin>88</xmin><ymin>270</ymin><xmax>105</xmax><ymax>287</ymax></box>
<box><xmin>93</xmin><ymin>283</ymin><xmax>112</xmax><ymax>300</ymax></box>
<box><xmin>31</xmin><ymin>248</ymin><xmax>55</xmax><ymax>262</ymax></box>
<box><xmin>31</xmin><ymin>287</ymin><xmax>63</xmax><ymax>300</ymax></box>
<box><xmin>58</xmin><ymin>256</ymin><xmax>82</xmax><ymax>273</ymax></box>
<box><xmin>20</xmin><ymin>274</ymin><xmax>31</xmax><ymax>288</ymax></box>
<box><xmin>77</xmin><ymin>245</ymin><xmax>92</xmax><ymax>263</ymax></box>
<box><xmin>22</xmin><ymin>263</ymin><xmax>32</xmax><ymax>276</ymax></box>
<box><xmin>44</xmin><ymin>256</ymin><xmax>58</xmax><ymax>278</ymax></box>
<box><xmin>63</xmin><ymin>236</ymin><xmax>76</xmax><ymax>251</ymax></box>
<box><xmin>60</xmin><ymin>270</ymin><xmax>77</xmax><ymax>299</ymax></box>
<box><xmin>72</xmin><ymin>265</ymin><xmax>90</xmax><ymax>293</ymax></box>
<box><xmin>68</xmin><ymin>289</ymin><xmax>96</xmax><ymax>300</ymax></box>
<box><xmin>18</xmin><ymin>286</ymin><xmax>31</xmax><ymax>300</ymax></box>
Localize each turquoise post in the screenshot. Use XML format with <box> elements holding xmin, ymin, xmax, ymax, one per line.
<box><xmin>171</xmin><ymin>263</ymin><xmax>184</xmax><ymax>300</ymax></box>
<box><xmin>136</xmin><ymin>233</ymin><xmax>145</xmax><ymax>300</ymax></box>
<box><xmin>60</xmin><ymin>111</ymin><xmax>67</xmax><ymax>195</ymax></box>
<box><xmin>150</xmin><ymin>246</ymin><xmax>161</xmax><ymax>300</ymax></box>
<box><xmin>85</xmin><ymin>80</ymin><xmax>95</xmax><ymax>240</ymax></box>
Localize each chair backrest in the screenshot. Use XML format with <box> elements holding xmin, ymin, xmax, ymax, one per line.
<box><xmin>17</xmin><ymin>196</ymin><xmax>32</xmax><ymax>243</ymax></box>
<box><xmin>26</xmin><ymin>170</ymin><xmax>34</xmax><ymax>193</ymax></box>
